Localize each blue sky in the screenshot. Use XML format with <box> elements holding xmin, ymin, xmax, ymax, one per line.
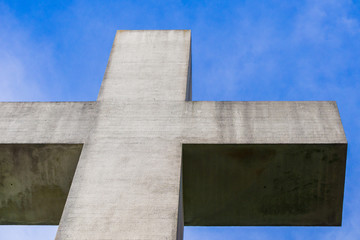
<box><xmin>0</xmin><ymin>0</ymin><xmax>359</xmax><ymax>239</ymax></box>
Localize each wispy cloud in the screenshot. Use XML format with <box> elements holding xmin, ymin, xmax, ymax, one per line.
<box><xmin>0</xmin><ymin>4</ymin><xmax>61</xmax><ymax>101</ymax></box>
<box><xmin>0</xmin><ymin>226</ymin><xmax>57</xmax><ymax>240</ymax></box>
<box><xmin>190</xmin><ymin>0</ymin><xmax>360</xmax><ymax>102</ymax></box>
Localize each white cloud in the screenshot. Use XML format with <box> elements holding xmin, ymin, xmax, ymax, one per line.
<box><xmin>0</xmin><ymin>4</ymin><xmax>58</xmax><ymax>101</ymax></box>
<box><xmin>0</xmin><ymin>226</ymin><xmax>57</xmax><ymax>240</ymax></box>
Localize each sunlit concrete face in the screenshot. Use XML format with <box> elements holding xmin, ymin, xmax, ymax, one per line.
<box><xmin>0</xmin><ymin>144</ymin><xmax>82</xmax><ymax>225</ymax></box>
<box><xmin>183</xmin><ymin>144</ymin><xmax>347</xmax><ymax>226</ymax></box>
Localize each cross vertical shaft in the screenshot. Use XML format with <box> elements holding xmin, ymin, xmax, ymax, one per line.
<box><xmin>56</xmin><ymin>30</ymin><xmax>192</xmax><ymax>239</ymax></box>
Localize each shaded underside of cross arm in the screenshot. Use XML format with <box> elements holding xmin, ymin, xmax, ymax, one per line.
<box><xmin>183</xmin><ymin>101</ymin><xmax>347</xmax><ymax>144</ymax></box>
<box><xmin>0</xmin><ymin>102</ymin><xmax>98</xmax><ymax>144</ymax></box>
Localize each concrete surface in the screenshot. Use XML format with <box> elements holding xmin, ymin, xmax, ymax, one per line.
<box><xmin>0</xmin><ymin>102</ymin><xmax>97</xmax><ymax>225</ymax></box>
<box><xmin>0</xmin><ymin>102</ymin><xmax>97</xmax><ymax>144</ymax></box>
<box><xmin>183</xmin><ymin>144</ymin><xmax>347</xmax><ymax>226</ymax></box>
<box><xmin>0</xmin><ymin>144</ymin><xmax>82</xmax><ymax>224</ymax></box>
<box><xmin>0</xmin><ymin>31</ymin><xmax>347</xmax><ymax>239</ymax></box>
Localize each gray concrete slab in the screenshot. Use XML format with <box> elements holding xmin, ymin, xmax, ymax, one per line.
<box><xmin>183</xmin><ymin>101</ymin><xmax>346</xmax><ymax>144</ymax></box>
<box><xmin>0</xmin><ymin>102</ymin><xmax>97</xmax><ymax>225</ymax></box>
<box><xmin>0</xmin><ymin>30</ymin><xmax>348</xmax><ymax>239</ymax></box>
<box><xmin>183</xmin><ymin>144</ymin><xmax>347</xmax><ymax>226</ymax></box>
<box><xmin>0</xmin><ymin>102</ymin><xmax>97</xmax><ymax>144</ymax></box>
<box><xmin>56</xmin><ymin>30</ymin><xmax>192</xmax><ymax>240</ymax></box>
<box><xmin>0</xmin><ymin>144</ymin><xmax>82</xmax><ymax>224</ymax></box>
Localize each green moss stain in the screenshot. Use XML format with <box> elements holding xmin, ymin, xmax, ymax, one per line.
<box><xmin>0</xmin><ymin>144</ymin><xmax>82</xmax><ymax>224</ymax></box>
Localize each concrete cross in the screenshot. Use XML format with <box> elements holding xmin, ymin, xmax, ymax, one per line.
<box><xmin>0</xmin><ymin>30</ymin><xmax>347</xmax><ymax>240</ymax></box>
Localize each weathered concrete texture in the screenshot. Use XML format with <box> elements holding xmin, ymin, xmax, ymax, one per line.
<box><xmin>56</xmin><ymin>30</ymin><xmax>192</xmax><ymax>240</ymax></box>
<box><xmin>0</xmin><ymin>144</ymin><xmax>82</xmax><ymax>224</ymax></box>
<box><xmin>183</xmin><ymin>101</ymin><xmax>346</xmax><ymax>144</ymax></box>
<box><xmin>183</xmin><ymin>144</ymin><xmax>347</xmax><ymax>226</ymax></box>
<box><xmin>0</xmin><ymin>30</ymin><xmax>347</xmax><ymax>239</ymax></box>
<box><xmin>0</xmin><ymin>102</ymin><xmax>97</xmax><ymax>225</ymax></box>
<box><xmin>0</xmin><ymin>102</ymin><xmax>97</xmax><ymax>144</ymax></box>
<box><xmin>54</xmin><ymin>30</ymin><xmax>347</xmax><ymax>240</ymax></box>
<box><xmin>98</xmin><ymin>30</ymin><xmax>191</xmax><ymax>102</ymax></box>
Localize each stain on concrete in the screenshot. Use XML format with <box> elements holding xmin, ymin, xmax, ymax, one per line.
<box><xmin>0</xmin><ymin>144</ymin><xmax>82</xmax><ymax>224</ymax></box>
<box><xmin>183</xmin><ymin>144</ymin><xmax>347</xmax><ymax>226</ymax></box>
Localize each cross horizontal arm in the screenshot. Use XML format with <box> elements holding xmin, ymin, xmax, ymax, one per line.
<box><xmin>181</xmin><ymin>101</ymin><xmax>347</xmax><ymax>227</ymax></box>
<box><xmin>0</xmin><ymin>102</ymin><xmax>98</xmax><ymax>225</ymax></box>
<box><xmin>182</xmin><ymin>101</ymin><xmax>347</xmax><ymax>144</ymax></box>
<box><xmin>0</xmin><ymin>102</ymin><xmax>98</xmax><ymax>144</ymax></box>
